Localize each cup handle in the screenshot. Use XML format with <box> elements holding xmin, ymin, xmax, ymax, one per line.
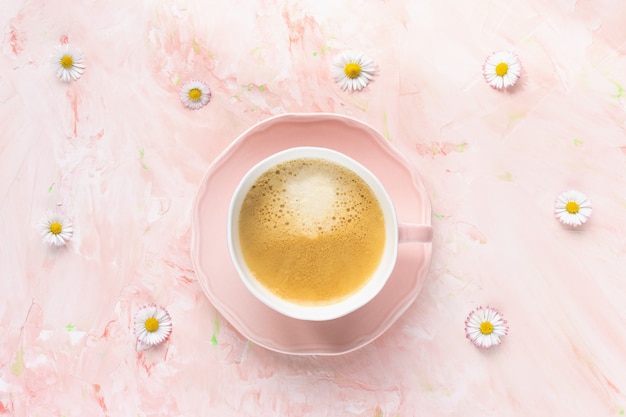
<box><xmin>398</xmin><ymin>223</ymin><xmax>433</xmax><ymax>243</ymax></box>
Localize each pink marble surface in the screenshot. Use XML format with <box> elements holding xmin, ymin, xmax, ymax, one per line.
<box><xmin>2</xmin><ymin>0</ymin><xmax>626</xmax><ymax>415</ymax></box>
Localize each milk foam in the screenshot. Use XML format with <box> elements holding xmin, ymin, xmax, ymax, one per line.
<box><xmin>281</xmin><ymin>170</ymin><xmax>338</xmax><ymax>236</ymax></box>
<box><xmin>247</xmin><ymin>158</ymin><xmax>373</xmax><ymax>238</ymax></box>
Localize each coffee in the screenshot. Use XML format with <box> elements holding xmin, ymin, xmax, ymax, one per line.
<box><xmin>238</xmin><ymin>157</ymin><xmax>386</xmax><ymax>305</ymax></box>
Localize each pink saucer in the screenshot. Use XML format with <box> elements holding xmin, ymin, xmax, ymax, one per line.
<box><xmin>191</xmin><ymin>113</ymin><xmax>432</xmax><ymax>355</ymax></box>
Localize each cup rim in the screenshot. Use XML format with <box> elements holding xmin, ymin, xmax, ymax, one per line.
<box><xmin>227</xmin><ymin>146</ymin><xmax>399</xmax><ymax>321</ymax></box>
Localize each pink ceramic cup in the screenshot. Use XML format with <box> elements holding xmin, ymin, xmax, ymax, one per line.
<box><xmin>228</xmin><ymin>147</ymin><xmax>432</xmax><ymax>321</ymax></box>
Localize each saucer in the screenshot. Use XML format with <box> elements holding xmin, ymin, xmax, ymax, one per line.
<box><xmin>191</xmin><ymin>113</ymin><xmax>432</xmax><ymax>355</ymax></box>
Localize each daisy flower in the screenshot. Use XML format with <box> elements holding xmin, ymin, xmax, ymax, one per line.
<box><xmin>465</xmin><ymin>306</ymin><xmax>508</xmax><ymax>349</ymax></box>
<box><xmin>134</xmin><ymin>305</ymin><xmax>173</xmax><ymax>347</ymax></box>
<box><xmin>52</xmin><ymin>44</ymin><xmax>86</xmax><ymax>82</ymax></box>
<box><xmin>554</xmin><ymin>190</ymin><xmax>592</xmax><ymax>227</ymax></box>
<box><xmin>482</xmin><ymin>50</ymin><xmax>521</xmax><ymax>90</ymax></box>
<box><xmin>331</xmin><ymin>50</ymin><xmax>376</xmax><ymax>92</ymax></box>
<box><xmin>179</xmin><ymin>80</ymin><xmax>211</xmax><ymax>110</ymax></box>
<box><xmin>38</xmin><ymin>212</ymin><xmax>74</xmax><ymax>246</ymax></box>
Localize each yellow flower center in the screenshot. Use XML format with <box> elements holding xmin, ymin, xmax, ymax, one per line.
<box><xmin>49</xmin><ymin>222</ymin><xmax>63</xmax><ymax>235</ymax></box>
<box><xmin>60</xmin><ymin>55</ymin><xmax>74</xmax><ymax>69</ymax></box>
<box><xmin>188</xmin><ymin>88</ymin><xmax>202</xmax><ymax>101</ymax></box>
<box><xmin>344</xmin><ymin>63</ymin><xmax>362</xmax><ymax>79</ymax></box>
<box><xmin>495</xmin><ymin>62</ymin><xmax>508</xmax><ymax>77</ymax></box>
<box><xmin>565</xmin><ymin>201</ymin><xmax>580</xmax><ymax>214</ymax></box>
<box><xmin>479</xmin><ymin>321</ymin><xmax>494</xmax><ymax>335</ymax></box>
<box><xmin>144</xmin><ymin>317</ymin><xmax>159</xmax><ymax>332</ymax></box>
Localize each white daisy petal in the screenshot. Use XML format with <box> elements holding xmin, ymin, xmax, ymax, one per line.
<box><xmin>493</xmin><ymin>327</ymin><xmax>507</xmax><ymax>337</ymax></box>
<box><xmin>467</xmin><ymin>316</ymin><xmax>481</xmax><ymax>327</ymax></box>
<box><xmin>464</xmin><ymin>306</ymin><xmax>509</xmax><ymax>349</ymax></box>
<box><xmin>468</xmin><ymin>328</ymin><xmax>481</xmax><ymax>338</ymax></box>
<box><xmin>331</xmin><ymin>50</ymin><xmax>377</xmax><ymax>92</ymax></box>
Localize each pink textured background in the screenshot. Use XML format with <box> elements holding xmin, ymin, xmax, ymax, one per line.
<box><xmin>2</xmin><ymin>0</ymin><xmax>626</xmax><ymax>416</ymax></box>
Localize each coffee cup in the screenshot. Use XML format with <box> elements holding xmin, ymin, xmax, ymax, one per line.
<box><xmin>228</xmin><ymin>146</ymin><xmax>432</xmax><ymax>321</ymax></box>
